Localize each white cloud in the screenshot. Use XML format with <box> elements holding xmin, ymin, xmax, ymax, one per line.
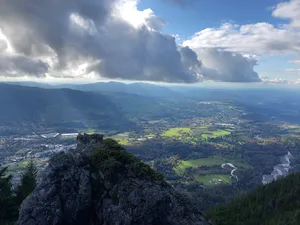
<box><xmin>184</xmin><ymin>22</ymin><xmax>300</xmax><ymax>55</ymax></box>
<box><xmin>286</xmin><ymin>68</ymin><xmax>300</xmax><ymax>75</ymax></box>
<box><xmin>196</xmin><ymin>48</ymin><xmax>260</xmax><ymax>82</ymax></box>
<box><xmin>114</xmin><ymin>0</ymin><xmax>166</xmax><ymax>30</ymax></box>
<box><xmin>273</xmin><ymin>0</ymin><xmax>300</xmax><ymax>28</ymax></box>
<box><xmin>289</xmin><ymin>59</ymin><xmax>300</xmax><ymax>65</ymax></box>
<box><xmin>261</xmin><ymin>76</ymin><xmax>300</xmax><ymax>84</ymax></box>
<box><xmin>261</xmin><ymin>77</ymin><xmax>290</xmax><ymax>84</ymax></box>
<box><xmin>0</xmin><ymin>0</ymin><xmax>202</xmax><ymax>83</ymax></box>
<box><xmin>0</xmin><ymin>0</ymin><xmax>260</xmax><ymax>83</ymax></box>
<box><xmin>184</xmin><ymin>0</ymin><xmax>300</xmax><ymax>55</ymax></box>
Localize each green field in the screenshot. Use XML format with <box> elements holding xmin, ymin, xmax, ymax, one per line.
<box><xmin>108</xmin><ymin>132</ymin><xmax>130</xmax><ymax>145</ymax></box>
<box><xmin>5</xmin><ymin>159</ymin><xmax>30</xmax><ymax>172</ymax></box>
<box><xmin>194</xmin><ymin>174</ymin><xmax>232</xmax><ymax>186</ymax></box>
<box><xmin>200</xmin><ymin>130</ymin><xmax>231</xmax><ymax>140</ymax></box>
<box><xmin>173</xmin><ymin>157</ymin><xmax>250</xmax><ymax>186</ymax></box>
<box><xmin>176</xmin><ymin>157</ymin><xmax>251</xmax><ymax>169</ymax></box>
<box><xmin>15</xmin><ymin>149</ymin><xmax>31</xmax><ymax>155</ymax></box>
<box><xmin>160</xmin><ymin>126</ymin><xmax>233</xmax><ymax>144</ymax></box>
<box><xmin>174</xmin><ymin>157</ymin><xmax>251</xmax><ymax>175</ymax></box>
<box><xmin>162</xmin><ymin>128</ymin><xmax>192</xmax><ymax>138</ymax></box>
<box><xmin>192</xmin><ymin>126</ymin><xmax>232</xmax><ymax>140</ymax></box>
<box><xmin>79</xmin><ymin>129</ymin><xmax>98</xmax><ymax>134</ymax></box>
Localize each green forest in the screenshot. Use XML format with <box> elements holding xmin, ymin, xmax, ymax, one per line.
<box><xmin>0</xmin><ymin>160</ymin><xmax>37</xmax><ymax>225</ymax></box>
<box><xmin>208</xmin><ymin>173</ymin><xmax>300</xmax><ymax>225</ymax></box>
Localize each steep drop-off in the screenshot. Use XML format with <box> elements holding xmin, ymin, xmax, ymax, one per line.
<box><xmin>17</xmin><ymin>134</ymin><xmax>212</xmax><ymax>225</ymax></box>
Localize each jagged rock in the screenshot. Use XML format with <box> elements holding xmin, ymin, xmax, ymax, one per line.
<box><xmin>17</xmin><ymin>134</ymin><xmax>212</xmax><ymax>225</ymax></box>
<box><xmin>77</xmin><ymin>133</ymin><xmax>104</xmax><ymax>145</ymax></box>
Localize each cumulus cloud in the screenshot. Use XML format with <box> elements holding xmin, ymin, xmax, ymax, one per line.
<box><xmin>261</xmin><ymin>77</ymin><xmax>290</xmax><ymax>84</ymax></box>
<box><xmin>261</xmin><ymin>76</ymin><xmax>300</xmax><ymax>84</ymax></box>
<box><xmin>289</xmin><ymin>59</ymin><xmax>300</xmax><ymax>65</ymax></box>
<box><xmin>184</xmin><ymin>0</ymin><xmax>300</xmax><ymax>55</ymax></box>
<box><xmin>182</xmin><ymin>0</ymin><xmax>300</xmax><ymax>82</ymax></box>
<box><xmin>196</xmin><ymin>48</ymin><xmax>260</xmax><ymax>82</ymax></box>
<box><xmin>184</xmin><ymin>22</ymin><xmax>300</xmax><ymax>55</ymax></box>
<box><xmin>287</xmin><ymin>59</ymin><xmax>300</xmax><ymax>75</ymax></box>
<box><xmin>0</xmin><ymin>54</ymin><xmax>48</xmax><ymax>77</ymax></box>
<box><xmin>286</xmin><ymin>68</ymin><xmax>300</xmax><ymax>75</ymax></box>
<box><xmin>0</xmin><ymin>0</ymin><xmax>261</xmax><ymax>83</ymax></box>
<box><xmin>0</xmin><ymin>0</ymin><xmax>202</xmax><ymax>83</ymax></box>
<box><xmin>273</xmin><ymin>0</ymin><xmax>300</xmax><ymax>28</ymax></box>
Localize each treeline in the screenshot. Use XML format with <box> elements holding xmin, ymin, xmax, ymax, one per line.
<box><xmin>0</xmin><ymin>159</ymin><xmax>37</xmax><ymax>225</ymax></box>
<box><xmin>207</xmin><ymin>173</ymin><xmax>300</xmax><ymax>225</ymax></box>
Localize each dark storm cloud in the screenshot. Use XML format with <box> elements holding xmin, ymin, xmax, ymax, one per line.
<box><xmin>0</xmin><ymin>54</ymin><xmax>49</xmax><ymax>77</ymax></box>
<box><xmin>0</xmin><ymin>0</ymin><xmax>115</xmax><ymax>58</ymax></box>
<box><xmin>0</xmin><ymin>0</ymin><xmax>259</xmax><ymax>83</ymax></box>
<box><xmin>0</xmin><ymin>0</ymin><xmax>202</xmax><ymax>83</ymax></box>
<box><xmin>87</xmin><ymin>23</ymin><xmax>201</xmax><ymax>83</ymax></box>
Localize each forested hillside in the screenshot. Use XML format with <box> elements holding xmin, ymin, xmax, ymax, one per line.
<box><xmin>208</xmin><ymin>173</ymin><xmax>300</xmax><ymax>225</ymax></box>
<box><xmin>0</xmin><ymin>84</ymin><xmax>133</xmax><ymax>130</ymax></box>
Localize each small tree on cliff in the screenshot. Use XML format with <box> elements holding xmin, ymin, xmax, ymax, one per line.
<box><xmin>16</xmin><ymin>158</ymin><xmax>37</xmax><ymax>204</ymax></box>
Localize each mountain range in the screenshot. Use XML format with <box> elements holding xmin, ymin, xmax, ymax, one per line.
<box><xmin>0</xmin><ymin>83</ymin><xmax>204</xmax><ymax>133</ymax></box>
<box><xmin>2</xmin><ymin>81</ymin><xmax>176</xmax><ymax>97</ymax></box>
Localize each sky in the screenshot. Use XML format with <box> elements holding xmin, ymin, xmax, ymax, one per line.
<box><xmin>138</xmin><ymin>0</ymin><xmax>300</xmax><ymax>83</ymax></box>
<box><xmin>0</xmin><ymin>0</ymin><xmax>299</xmax><ymax>84</ymax></box>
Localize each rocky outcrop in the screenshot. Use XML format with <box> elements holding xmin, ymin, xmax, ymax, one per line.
<box><xmin>17</xmin><ymin>134</ymin><xmax>212</xmax><ymax>225</ymax></box>
<box><xmin>76</xmin><ymin>133</ymin><xmax>104</xmax><ymax>145</ymax></box>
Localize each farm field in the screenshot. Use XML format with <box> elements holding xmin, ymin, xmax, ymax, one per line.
<box><xmin>162</xmin><ymin>128</ymin><xmax>192</xmax><ymax>138</ymax></box>
<box><xmin>194</xmin><ymin>174</ymin><xmax>232</xmax><ymax>186</ymax></box>
<box><xmin>175</xmin><ymin>157</ymin><xmax>251</xmax><ymax>172</ymax></box>
<box><xmin>108</xmin><ymin>132</ymin><xmax>131</xmax><ymax>145</ymax></box>
<box><xmin>161</xmin><ymin>126</ymin><xmax>233</xmax><ymax>143</ymax></box>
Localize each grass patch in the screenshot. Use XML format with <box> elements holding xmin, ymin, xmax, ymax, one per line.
<box><xmin>192</xmin><ymin>126</ymin><xmax>232</xmax><ymax>141</ymax></box>
<box><xmin>194</xmin><ymin>174</ymin><xmax>232</xmax><ymax>186</ymax></box>
<box><xmin>79</xmin><ymin>129</ymin><xmax>98</xmax><ymax>134</ymax></box>
<box><xmin>236</xmin><ymin>135</ymin><xmax>250</xmax><ymax>142</ymax></box>
<box><xmin>108</xmin><ymin>132</ymin><xmax>130</xmax><ymax>145</ymax></box>
<box><xmin>6</xmin><ymin>159</ymin><xmax>29</xmax><ymax>172</ymax></box>
<box><xmin>201</xmin><ymin>130</ymin><xmax>231</xmax><ymax>140</ymax></box>
<box><xmin>162</xmin><ymin>128</ymin><xmax>192</xmax><ymax>138</ymax></box>
<box><xmin>15</xmin><ymin>149</ymin><xmax>31</xmax><ymax>155</ymax></box>
<box><xmin>117</xmin><ymin>139</ymin><xmax>129</xmax><ymax>145</ymax></box>
<box><xmin>174</xmin><ymin>157</ymin><xmax>251</xmax><ymax>175</ymax></box>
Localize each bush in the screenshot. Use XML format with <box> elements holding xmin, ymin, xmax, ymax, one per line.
<box><xmin>91</xmin><ymin>138</ymin><xmax>164</xmax><ymax>181</ymax></box>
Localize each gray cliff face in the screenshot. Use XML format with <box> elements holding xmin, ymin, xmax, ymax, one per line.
<box><xmin>17</xmin><ymin>134</ymin><xmax>212</xmax><ymax>225</ymax></box>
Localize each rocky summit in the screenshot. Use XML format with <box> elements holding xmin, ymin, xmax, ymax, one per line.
<box><xmin>17</xmin><ymin>134</ymin><xmax>212</xmax><ymax>225</ymax></box>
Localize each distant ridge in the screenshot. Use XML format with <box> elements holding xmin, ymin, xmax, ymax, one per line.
<box><xmin>2</xmin><ymin>81</ymin><xmax>177</xmax><ymax>97</ymax></box>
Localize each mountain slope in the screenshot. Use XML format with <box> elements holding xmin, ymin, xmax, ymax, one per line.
<box><xmin>71</xmin><ymin>81</ymin><xmax>177</xmax><ymax>97</ymax></box>
<box><xmin>0</xmin><ymin>84</ymin><xmax>209</xmax><ymax>134</ymax></box>
<box><xmin>17</xmin><ymin>134</ymin><xmax>212</xmax><ymax>225</ymax></box>
<box><xmin>208</xmin><ymin>173</ymin><xmax>300</xmax><ymax>225</ymax></box>
<box><xmin>2</xmin><ymin>81</ymin><xmax>177</xmax><ymax>97</ymax></box>
<box><xmin>0</xmin><ymin>84</ymin><xmax>133</xmax><ymax>131</ymax></box>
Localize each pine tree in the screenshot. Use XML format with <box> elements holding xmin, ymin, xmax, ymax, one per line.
<box><xmin>0</xmin><ymin>165</ymin><xmax>15</xmax><ymax>224</ymax></box>
<box><xmin>16</xmin><ymin>158</ymin><xmax>37</xmax><ymax>204</ymax></box>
